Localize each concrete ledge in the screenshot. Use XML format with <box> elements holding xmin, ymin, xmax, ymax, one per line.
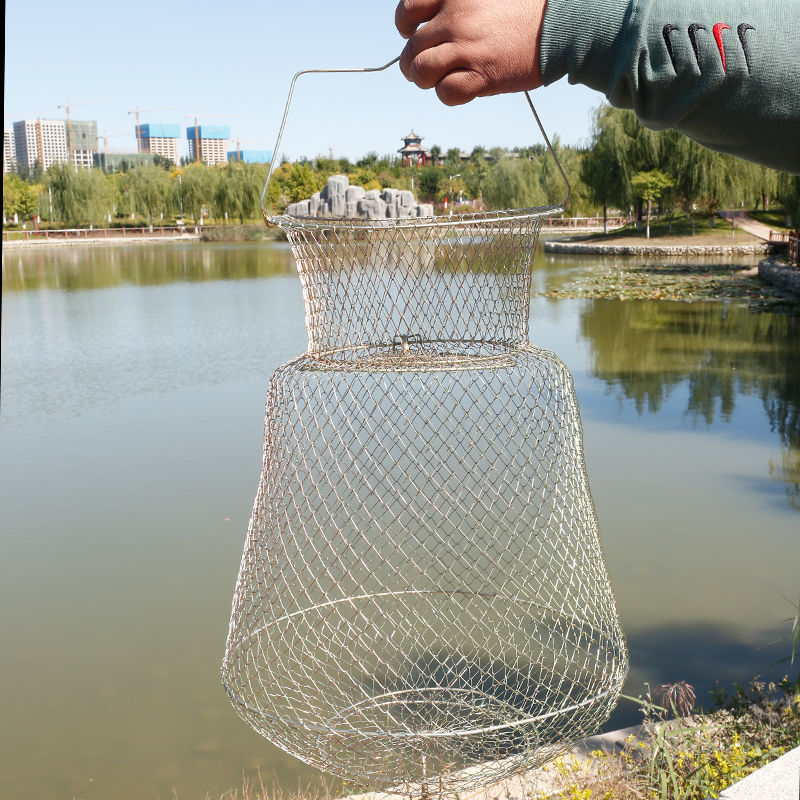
<box><xmin>719</xmin><ymin>744</ymin><xmax>799</xmax><ymax>800</ymax></box>
<box><xmin>544</xmin><ymin>240</ymin><xmax>773</xmax><ymax>256</ymax></box>
<box><xmin>759</xmin><ymin>256</ymin><xmax>800</xmax><ymax>296</ymax></box>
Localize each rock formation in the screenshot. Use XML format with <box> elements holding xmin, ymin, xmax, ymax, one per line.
<box><xmin>286</xmin><ymin>174</ymin><xmax>434</xmax><ymax>220</ymax></box>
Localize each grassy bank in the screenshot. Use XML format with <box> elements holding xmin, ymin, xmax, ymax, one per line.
<box><xmin>575</xmin><ymin>214</ymin><xmax>761</xmax><ymax>245</ymax></box>
<box><xmin>204</xmin><ymin>677</ymin><xmax>798</xmax><ymax>800</ymax></box>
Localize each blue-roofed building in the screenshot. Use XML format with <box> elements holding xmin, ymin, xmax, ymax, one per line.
<box><xmin>227</xmin><ymin>149</ymin><xmax>273</xmax><ymax>164</ymax></box>
<box><xmin>186</xmin><ymin>125</ymin><xmax>230</xmax><ymax>165</ymax></box>
<box><xmin>136</xmin><ymin>123</ymin><xmax>181</xmax><ymax>164</ymax></box>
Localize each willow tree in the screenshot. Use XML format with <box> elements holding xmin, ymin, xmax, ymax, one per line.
<box><xmin>482</xmin><ymin>157</ymin><xmax>546</xmax><ymax>210</ymax></box>
<box><xmin>581</xmin><ymin>106</ymin><xmax>638</xmax><ymax>231</ymax></box>
<box><xmin>48</xmin><ymin>163</ymin><xmax>116</xmax><ymax>226</ymax></box>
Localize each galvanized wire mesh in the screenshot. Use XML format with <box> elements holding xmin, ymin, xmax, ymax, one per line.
<box><xmin>222</xmin><ymin>208</ymin><xmax>628</xmax><ymax>795</ymax></box>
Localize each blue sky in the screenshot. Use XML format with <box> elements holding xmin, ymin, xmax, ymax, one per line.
<box><xmin>4</xmin><ymin>0</ymin><xmax>604</xmax><ymax>163</ymax></box>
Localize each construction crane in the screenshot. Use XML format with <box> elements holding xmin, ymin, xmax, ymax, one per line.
<box><xmin>184</xmin><ymin>113</ymin><xmax>239</xmax><ymax>164</ymax></box>
<box><xmin>127</xmin><ymin>106</ymin><xmax>174</xmax><ymax>153</ymax></box>
<box><xmin>101</xmin><ymin>131</ymin><xmax>127</xmax><ymax>154</ymax></box>
<box><xmin>185</xmin><ymin>113</ymin><xmax>204</xmax><ymax>163</ymax></box>
<box><xmin>57</xmin><ymin>98</ymin><xmax>104</xmax><ymax>164</ymax></box>
<box><xmin>231</xmin><ymin>138</ymin><xmax>253</xmax><ymax>163</ymax></box>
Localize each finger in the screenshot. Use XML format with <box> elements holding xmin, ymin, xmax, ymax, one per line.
<box><xmin>400</xmin><ymin>40</ymin><xmax>467</xmax><ymax>89</ymax></box>
<box><xmin>399</xmin><ymin>25</ymin><xmax>452</xmax><ymax>82</ymax></box>
<box><xmin>395</xmin><ymin>0</ymin><xmax>442</xmax><ymax>38</ymax></box>
<box><xmin>435</xmin><ymin>69</ymin><xmax>489</xmax><ymax>106</ymax></box>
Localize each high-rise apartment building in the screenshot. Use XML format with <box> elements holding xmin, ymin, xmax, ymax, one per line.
<box><xmin>67</xmin><ymin>120</ymin><xmax>98</xmax><ymax>169</ymax></box>
<box><xmin>186</xmin><ymin>125</ymin><xmax>229</xmax><ymax>166</ymax></box>
<box><xmin>12</xmin><ymin>118</ymin><xmax>97</xmax><ymax>171</ymax></box>
<box><xmin>13</xmin><ymin>119</ymin><xmax>69</xmax><ymax>172</ymax></box>
<box><xmin>136</xmin><ymin>123</ymin><xmax>181</xmax><ymax>164</ymax></box>
<box><xmin>4</xmin><ymin>130</ymin><xmax>16</xmax><ymax>174</ymax></box>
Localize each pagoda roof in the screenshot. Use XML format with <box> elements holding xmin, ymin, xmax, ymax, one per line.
<box><xmin>398</xmin><ymin>142</ymin><xmax>427</xmax><ymax>154</ymax></box>
<box><xmin>401</xmin><ymin>130</ymin><xmax>423</xmax><ymax>141</ymax></box>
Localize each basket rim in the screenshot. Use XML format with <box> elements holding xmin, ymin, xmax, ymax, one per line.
<box><xmin>271</xmin><ymin>203</ymin><xmax>565</xmax><ymax>232</ymax></box>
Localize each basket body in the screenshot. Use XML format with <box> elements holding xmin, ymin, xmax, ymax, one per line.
<box><xmin>222</xmin><ymin>211</ymin><xmax>627</xmax><ymax>793</ymax></box>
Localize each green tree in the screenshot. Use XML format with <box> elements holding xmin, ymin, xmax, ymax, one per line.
<box><xmin>283</xmin><ymin>163</ymin><xmax>321</xmax><ymax>203</ymax></box>
<box><xmin>178</xmin><ymin>163</ymin><xmax>220</xmax><ymax>222</ymax></box>
<box><xmin>581</xmin><ymin>106</ymin><xmax>636</xmax><ymax>231</ymax></box>
<box><xmin>418</xmin><ymin>166</ymin><xmax>441</xmax><ymax>201</ymax></box>
<box><xmin>119</xmin><ymin>166</ymin><xmax>176</xmax><ymax>223</ymax></box>
<box><xmin>48</xmin><ymin>163</ymin><xmax>116</xmax><ymax>225</ymax></box>
<box><xmin>445</xmin><ymin>148</ymin><xmax>462</xmax><ymax>170</ymax></box>
<box><xmin>3</xmin><ymin>173</ymin><xmax>39</xmax><ymax>221</ymax></box>
<box><xmin>631</xmin><ymin>169</ymin><xmax>675</xmax><ymax>238</ymax></box>
<box><xmin>482</xmin><ymin>158</ymin><xmax>545</xmax><ymax>210</ymax></box>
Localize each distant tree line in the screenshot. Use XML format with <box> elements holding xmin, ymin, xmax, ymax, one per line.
<box><xmin>4</xmin><ymin>104</ymin><xmax>799</xmax><ymax>228</ymax></box>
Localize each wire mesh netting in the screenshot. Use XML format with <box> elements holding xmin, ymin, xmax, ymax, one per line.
<box><xmin>222</xmin><ymin>208</ymin><xmax>628</xmax><ymax>794</ymax></box>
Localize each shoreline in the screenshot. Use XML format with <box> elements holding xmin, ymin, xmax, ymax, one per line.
<box><xmin>2</xmin><ymin>232</ymin><xmax>201</xmax><ymax>249</ymax></box>
<box><xmin>544</xmin><ymin>239</ymin><xmax>775</xmax><ymax>256</ymax></box>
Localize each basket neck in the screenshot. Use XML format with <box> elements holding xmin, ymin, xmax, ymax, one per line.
<box><xmin>284</xmin><ymin>215</ymin><xmax>544</xmax><ymax>359</ymax></box>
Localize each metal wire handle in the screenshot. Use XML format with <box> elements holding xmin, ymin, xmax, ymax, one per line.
<box><xmin>260</xmin><ymin>56</ymin><xmax>571</xmax><ymax>224</ymax></box>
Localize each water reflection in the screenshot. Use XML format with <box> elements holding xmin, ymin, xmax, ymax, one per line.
<box><xmin>2</xmin><ymin>240</ymin><xmax>295</xmax><ymax>291</ymax></box>
<box><xmin>1</xmin><ymin>243</ymin><xmax>798</xmax><ymax>799</ymax></box>
<box><xmin>580</xmin><ymin>300</ymin><xmax>800</xmax><ymax>509</ymax></box>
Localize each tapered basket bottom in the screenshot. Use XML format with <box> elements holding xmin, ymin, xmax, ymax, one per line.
<box><xmin>224</xmin><ymin>591</ymin><xmax>625</xmax><ymax>793</ymax></box>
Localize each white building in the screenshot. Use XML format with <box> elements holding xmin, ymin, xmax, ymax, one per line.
<box><xmin>137</xmin><ymin>123</ymin><xmax>181</xmax><ymax>164</ymax></box>
<box><xmin>4</xmin><ymin>130</ymin><xmax>16</xmax><ymax>174</ymax></box>
<box><xmin>11</xmin><ymin>118</ymin><xmax>98</xmax><ymax>172</ymax></box>
<box><xmin>13</xmin><ymin>119</ymin><xmax>69</xmax><ymax>172</ymax></box>
<box><xmin>186</xmin><ymin>124</ymin><xmax>230</xmax><ymax>167</ymax></box>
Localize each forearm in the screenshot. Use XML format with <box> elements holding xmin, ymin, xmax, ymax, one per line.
<box><xmin>539</xmin><ymin>0</ymin><xmax>800</xmax><ymax>172</ymax></box>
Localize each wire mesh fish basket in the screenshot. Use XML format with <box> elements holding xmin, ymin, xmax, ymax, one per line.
<box><xmin>222</xmin><ymin>59</ymin><xmax>628</xmax><ymax>795</ymax></box>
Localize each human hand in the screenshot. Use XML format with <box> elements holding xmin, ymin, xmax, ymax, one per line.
<box><xmin>396</xmin><ymin>0</ymin><xmax>548</xmax><ymax>105</ymax></box>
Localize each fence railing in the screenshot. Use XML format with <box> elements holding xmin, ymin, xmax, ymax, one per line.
<box><xmin>3</xmin><ymin>225</ymin><xmax>197</xmax><ymax>243</ymax></box>
<box><xmin>544</xmin><ymin>216</ymin><xmax>628</xmax><ymax>228</ymax></box>
<box><xmin>769</xmin><ymin>231</ymin><xmax>791</xmax><ymax>244</ymax></box>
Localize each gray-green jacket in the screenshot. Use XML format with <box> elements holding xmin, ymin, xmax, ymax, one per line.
<box><xmin>540</xmin><ymin>0</ymin><xmax>800</xmax><ymax>172</ymax></box>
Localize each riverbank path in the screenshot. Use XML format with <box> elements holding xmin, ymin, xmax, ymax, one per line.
<box><xmin>718</xmin><ymin>211</ymin><xmax>777</xmax><ymax>241</ymax></box>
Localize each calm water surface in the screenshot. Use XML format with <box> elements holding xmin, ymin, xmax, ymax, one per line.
<box><xmin>1</xmin><ymin>242</ymin><xmax>798</xmax><ymax>799</ymax></box>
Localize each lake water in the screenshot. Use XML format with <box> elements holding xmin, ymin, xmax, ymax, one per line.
<box><xmin>1</xmin><ymin>241</ymin><xmax>798</xmax><ymax>800</ymax></box>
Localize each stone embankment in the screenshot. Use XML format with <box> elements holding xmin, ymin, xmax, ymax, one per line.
<box><xmin>287</xmin><ymin>174</ymin><xmax>434</xmax><ymax>220</ymax></box>
<box><xmin>544</xmin><ymin>240</ymin><xmax>773</xmax><ymax>256</ymax></box>
<box><xmin>758</xmin><ymin>255</ymin><xmax>800</xmax><ymax>295</ymax></box>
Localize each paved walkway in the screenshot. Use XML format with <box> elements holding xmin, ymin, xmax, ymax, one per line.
<box><xmin>718</xmin><ymin>211</ymin><xmax>776</xmax><ymax>241</ymax></box>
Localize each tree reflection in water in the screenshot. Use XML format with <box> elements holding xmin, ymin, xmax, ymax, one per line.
<box><xmin>580</xmin><ymin>300</ymin><xmax>800</xmax><ymax>509</ymax></box>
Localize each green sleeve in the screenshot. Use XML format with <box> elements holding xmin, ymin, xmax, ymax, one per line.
<box><xmin>539</xmin><ymin>0</ymin><xmax>800</xmax><ymax>173</ymax></box>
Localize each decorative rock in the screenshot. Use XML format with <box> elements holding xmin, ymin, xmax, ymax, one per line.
<box><xmin>288</xmin><ymin>180</ymin><xmax>431</xmax><ymax>220</ymax></box>
<box><xmin>345</xmin><ymin>186</ymin><xmax>366</xmax><ymax>203</ymax></box>
<box><xmin>287</xmin><ymin>200</ymin><xmax>310</xmax><ymax>217</ymax></box>
<box><xmin>358</xmin><ymin>197</ymin><xmax>387</xmax><ymax>219</ymax></box>
<box><xmin>328</xmin><ymin>195</ymin><xmax>346</xmax><ymax>217</ymax></box>
<box><xmin>326</xmin><ymin>174</ymin><xmax>349</xmax><ymax>199</ymax></box>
